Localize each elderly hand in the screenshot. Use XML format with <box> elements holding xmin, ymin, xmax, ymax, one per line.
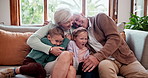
<box><xmin>82</xmin><ymin>55</ymin><xmax>99</xmax><ymax>72</ymax></box>
<box><xmin>50</xmin><ymin>47</ymin><xmax>64</xmax><ymax>56</ymax></box>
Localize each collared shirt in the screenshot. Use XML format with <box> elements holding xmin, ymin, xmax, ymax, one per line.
<box><xmin>87</xmin><ymin>18</ymin><xmax>103</xmax><ymax>52</ymax></box>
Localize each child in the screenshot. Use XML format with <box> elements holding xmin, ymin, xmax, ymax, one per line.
<box><xmin>67</xmin><ymin>27</ymin><xmax>98</xmax><ymax>78</ymax></box>
<box><xmin>0</xmin><ymin>27</ymin><xmax>70</xmax><ymax>78</ymax></box>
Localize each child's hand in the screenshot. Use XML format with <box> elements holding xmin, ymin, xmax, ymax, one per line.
<box><xmin>50</xmin><ymin>47</ymin><xmax>64</xmax><ymax>56</ymax></box>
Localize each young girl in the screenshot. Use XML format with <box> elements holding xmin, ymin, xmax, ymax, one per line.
<box><xmin>67</xmin><ymin>27</ymin><xmax>98</xmax><ymax>78</ymax></box>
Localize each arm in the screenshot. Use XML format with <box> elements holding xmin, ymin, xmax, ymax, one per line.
<box><xmin>50</xmin><ymin>38</ymin><xmax>70</xmax><ymax>56</ymax></box>
<box><xmin>93</xmin><ymin>13</ymin><xmax>121</xmax><ymax>61</ymax></box>
<box><xmin>67</xmin><ymin>41</ymin><xmax>79</xmax><ymax>69</ymax></box>
<box><xmin>67</xmin><ymin>41</ymin><xmax>75</xmax><ymax>53</ymax></box>
<box><xmin>27</xmin><ymin>24</ymin><xmax>54</xmax><ymax>54</ymax></box>
<box><xmin>83</xmin><ymin>13</ymin><xmax>120</xmax><ymax>72</ymax></box>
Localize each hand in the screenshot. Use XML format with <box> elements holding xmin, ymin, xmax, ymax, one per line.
<box><xmin>82</xmin><ymin>55</ymin><xmax>99</xmax><ymax>72</ymax></box>
<box><xmin>50</xmin><ymin>47</ymin><xmax>64</xmax><ymax>56</ymax></box>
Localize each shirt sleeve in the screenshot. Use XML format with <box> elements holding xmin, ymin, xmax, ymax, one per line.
<box><xmin>27</xmin><ymin>24</ymin><xmax>54</xmax><ymax>54</ymax></box>
<box><xmin>93</xmin><ymin>13</ymin><xmax>121</xmax><ymax>61</ymax></box>
<box><xmin>67</xmin><ymin>41</ymin><xmax>74</xmax><ymax>53</ymax></box>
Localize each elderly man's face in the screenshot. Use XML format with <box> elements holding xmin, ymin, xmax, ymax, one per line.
<box><xmin>72</xmin><ymin>14</ymin><xmax>88</xmax><ymax>29</ymax></box>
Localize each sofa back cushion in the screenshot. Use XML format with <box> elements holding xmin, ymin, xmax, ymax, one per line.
<box><xmin>0</xmin><ymin>29</ymin><xmax>33</xmax><ymax>65</ymax></box>
<box><xmin>125</xmin><ymin>29</ymin><xmax>148</xmax><ymax>69</ymax></box>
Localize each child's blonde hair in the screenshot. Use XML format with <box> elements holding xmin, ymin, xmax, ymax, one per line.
<box><xmin>72</xmin><ymin>27</ymin><xmax>88</xmax><ymax>39</ymax></box>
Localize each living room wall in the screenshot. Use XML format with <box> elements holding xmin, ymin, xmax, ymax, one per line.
<box><xmin>0</xmin><ymin>0</ymin><xmax>130</xmax><ymax>25</ymax></box>
<box><xmin>0</xmin><ymin>0</ymin><xmax>10</xmax><ymax>25</ymax></box>
<box><xmin>118</xmin><ymin>0</ymin><xmax>131</xmax><ymax>23</ymax></box>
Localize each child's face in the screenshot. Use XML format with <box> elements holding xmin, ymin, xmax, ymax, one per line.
<box><xmin>47</xmin><ymin>35</ymin><xmax>64</xmax><ymax>46</ymax></box>
<box><xmin>74</xmin><ymin>31</ymin><xmax>88</xmax><ymax>49</ymax></box>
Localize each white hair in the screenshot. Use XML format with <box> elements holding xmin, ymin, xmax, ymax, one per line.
<box><xmin>54</xmin><ymin>8</ymin><xmax>72</xmax><ymax>25</ymax></box>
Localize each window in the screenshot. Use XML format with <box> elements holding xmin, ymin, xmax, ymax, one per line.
<box><xmin>47</xmin><ymin>0</ymin><xmax>81</xmax><ymax>22</ymax></box>
<box><xmin>47</xmin><ymin>0</ymin><xmax>109</xmax><ymax>22</ymax></box>
<box><xmin>131</xmin><ymin>0</ymin><xmax>148</xmax><ymax>16</ymax></box>
<box><xmin>86</xmin><ymin>0</ymin><xmax>109</xmax><ymax>17</ymax></box>
<box><xmin>21</xmin><ymin>0</ymin><xmax>44</xmax><ymax>25</ymax></box>
<box><xmin>10</xmin><ymin>0</ymin><xmax>118</xmax><ymax>26</ymax></box>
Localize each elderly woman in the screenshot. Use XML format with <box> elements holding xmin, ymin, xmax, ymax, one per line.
<box><xmin>0</xmin><ymin>8</ymin><xmax>76</xmax><ymax>78</ymax></box>
<box><xmin>27</xmin><ymin>8</ymin><xmax>76</xmax><ymax>78</ymax></box>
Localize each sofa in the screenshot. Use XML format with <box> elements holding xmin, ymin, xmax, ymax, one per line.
<box><xmin>124</xmin><ymin>29</ymin><xmax>148</xmax><ymax>69</ymax></box>
<box><xmin>0</xmin><ymin>25</ymin><xmax>148</xmax><ymax>78</ymax></box>
<box><xmin>0</xmin><ymin>25</ymin><xmax>40</xmax><ymax>78</ymax></box>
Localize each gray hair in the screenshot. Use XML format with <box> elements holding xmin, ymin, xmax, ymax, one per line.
<box><xmin>54</xmin><ymin>8</ymin><xmax>72</xmax><ymax>25</ymax></box>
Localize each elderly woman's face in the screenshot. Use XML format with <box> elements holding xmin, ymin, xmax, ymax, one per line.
<box><xmin>60</xmin><ymin>16</ymin><xmax>73</xmax><ymax>30</ymax></box>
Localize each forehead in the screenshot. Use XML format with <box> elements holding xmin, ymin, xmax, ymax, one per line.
<box><xmin>77</xmin><ymin>31</ymin><xmax>88</xmax><ymax>37</ymax></box>
<box><xmin>52</xmin><ymin>35</ymin><xmax>64</xmax><ymax>40</ymax></box>
<box><xmin>73</xmin><ymin>14</ymin><xmax>80</xmax><ymax>19</ymax></box>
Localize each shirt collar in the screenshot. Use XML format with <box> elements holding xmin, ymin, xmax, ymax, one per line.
<box><xmin>87</xmin><ymin>18</ymin><xmax>92</xmax><ymax>29</ymax></box>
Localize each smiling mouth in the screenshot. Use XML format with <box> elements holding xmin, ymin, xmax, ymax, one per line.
<box><xmin>72</xmin><ymin>23</ymin><xmax>81</xmax><ymax>28</ymax></box>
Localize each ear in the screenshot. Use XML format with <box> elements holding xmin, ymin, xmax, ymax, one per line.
<box><xmin>73</xmin><ymin>37</ymin><xmax>76</xmax><ymax>41</ymax></box>
<box><xmin>47</xmin><ymin>35</ymin><xmax>51</xmax><ymax>40</ymax></box>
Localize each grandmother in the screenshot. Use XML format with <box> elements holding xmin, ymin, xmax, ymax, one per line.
<box><xmin>27</xmin><ymin>8</ymin><xmax>75</xmax><ymax>78</ymax></box>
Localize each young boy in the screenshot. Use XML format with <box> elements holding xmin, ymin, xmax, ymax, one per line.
<box><xmin>67</xmin><ymin>27</ymin><xmax>98</xmax><ymax>78</ymax></box>
<box><xmin>0</xmin><ymin>27</ymin><xmax>70</xmax><ymax>78</ymax></box>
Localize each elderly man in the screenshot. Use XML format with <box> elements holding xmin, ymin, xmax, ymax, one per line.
<box><xmin>72</xmin><ymin>13</ymin><xmax>148</xmax><ymax>78</ymax></box>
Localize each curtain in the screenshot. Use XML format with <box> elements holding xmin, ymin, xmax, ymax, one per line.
<box><xmin>10</xmin><ymin>0</ymin><xmax>20</xmax><ymax>26</ymax></box>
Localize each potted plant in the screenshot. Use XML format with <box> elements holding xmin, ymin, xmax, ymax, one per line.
<box><xmin>125</xmin><ymin>14</ymin><xmax>148</xmax><ymax>31</ymax></box>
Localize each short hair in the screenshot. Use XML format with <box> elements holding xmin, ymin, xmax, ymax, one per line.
<box><xmin>54</xmin><ymin>8</ymin><xmax>72</xmax><ymax>25</ymax></box>
<box><xmin>72</xmin><ymin>27</ymin><xmax>88</xmax><ymax>39</ymax></box>
<box><xmin>48</xmin><ymin>27</ymin><xmax>64</xmax><ymax>38</ymax></box>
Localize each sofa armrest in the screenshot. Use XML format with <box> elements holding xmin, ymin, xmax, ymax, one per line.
<box><xmin>124</xmin><ymin>29</ymin><xmax>148</xmax><ymax>69</ymax></box>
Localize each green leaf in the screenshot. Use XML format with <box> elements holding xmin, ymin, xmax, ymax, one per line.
<box><xmin>125</xmin><ymin>14</ymin><xmax>148</xmax><ymax>31</ymax></box>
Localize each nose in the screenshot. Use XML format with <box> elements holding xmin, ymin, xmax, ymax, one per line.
<box><xmin>55</xmin><ymin>42</ymin><xmax>61</xmax><ymax>46</ymax></box>
<box><xmin>82</xmin><ymin>40</ymin><xmax>87</xmax><ymax>43</ymax></box>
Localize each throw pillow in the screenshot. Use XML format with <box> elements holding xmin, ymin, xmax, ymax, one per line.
<box><xmin>0</xmin><ymin>29</ymin><xmax>33</xmax><ymax>65</ymax></box>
